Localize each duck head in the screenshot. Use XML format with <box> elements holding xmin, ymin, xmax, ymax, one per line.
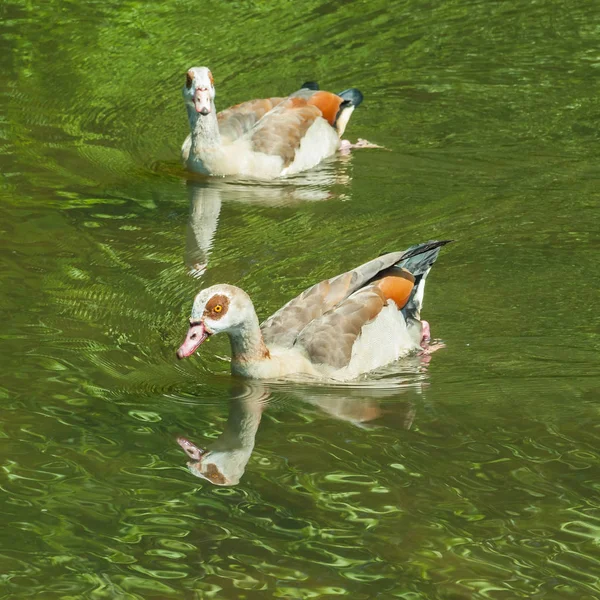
<box><xmin>177</xmin><ymin>284</ymin><xmax>255</xmax><ymax>359</ymax></box>
<box><xmin>183</xmin><ymin>66</ymin><xmax>215</xmax><ymax>116</ymax></box>
<box><xmin>177</xmin><ymin>437</ymin><xmax>247</xmax><ymax>486</ymax></box>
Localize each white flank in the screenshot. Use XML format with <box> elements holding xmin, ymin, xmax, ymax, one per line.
<box><xmin>339</xmin><ymin>302</ymin><xmax>421</xmax><ymax>380</ymax></box>
<box><xmin>281</xmin><ymin>119</ymin><xmax>340</xmax><ymax>177</ymax></box>
<box><xmin>233</xmin><ymin>303</ymin><xmax>422</xmax><ymax>382</ymax></box>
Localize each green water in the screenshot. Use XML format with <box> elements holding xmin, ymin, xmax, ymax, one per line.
<box><xmin>1</xmin><ymin>0</ymin><xmax>599</xmax><ymax>597</ymax></box>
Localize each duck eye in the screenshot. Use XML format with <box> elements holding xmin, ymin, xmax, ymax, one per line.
<box><xmin>213</xmin><ymin>304</ymin><xmax>222</xmax><ymax>313</ymax></box>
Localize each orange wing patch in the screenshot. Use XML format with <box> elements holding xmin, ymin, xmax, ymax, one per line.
<box><xmin>307</xmin><ymin>91</ymin><xmax>343</xmax><ymax>127</ymax></box>
<box><xmin>375</xmin><ymin>269</ymin><xmax>415</xmax><ymax>310</ymax></box>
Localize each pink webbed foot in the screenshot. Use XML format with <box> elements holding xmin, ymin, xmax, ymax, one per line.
<box><xmin>339</xmin><ymin>138</ymin><xmax>385</xmax><ymax>155</ymax></box>
<box><xmin>421</xmin><ymin>341</ymin><xmax>446</xmax><ymax>356</ymax></box>
<box><xmin>339</xmin><ymin>139</ymin><xmax>352</xmax><ymax>154</ymax></box>
<box><xmin>421</xmin><ymin>320</ymin><xmax>431</xmax><ymax>346</ymax></box>
<box><xmin>419</xmin><ymin>320</ymin><xmax>446</xmax><ymax>356</ymax></box>
<box><xmin>352</xmin><ymin>138</ymin><xmax>384</xmax><ymax>149</ymax></box>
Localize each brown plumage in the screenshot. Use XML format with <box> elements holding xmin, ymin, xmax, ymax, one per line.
<box><xmin>217</xmin><ymin>97</ymin><xmax>286</xmax><ymax>142</ymax></box>
<box><xmin>296</xmin><ymin>284</ymin><xmax>388</xmax><ymax>368</ymax></box>
<box><xmin>203</xmin><ymin>294</ymin><xmax>230</xmax><ymax>320</ymax></box>
<box><xmin>259</xmin><ymin>242</ymin><xmax>448</xmax><ymax>371</ymax></box>
<box><xmin>250</xmin><ymin>98</ymin><xmax>323</xmax><ymax>167</ymax></box>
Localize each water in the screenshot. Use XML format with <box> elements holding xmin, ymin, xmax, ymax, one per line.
<box><xmin>1</xmin><ymin>0</ymin><xmax>599</xmax><ymax>597</ymax></box>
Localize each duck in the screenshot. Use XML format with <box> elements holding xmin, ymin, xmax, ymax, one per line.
<box><xmin>181</xmin><ymin>66</ymin><xmax>367</xmax><ymax>179</ymax></box>
<box><xmin>176</xmin><ymin>240</ymin><xmax>450</xmax><ymax>381</ymax></box>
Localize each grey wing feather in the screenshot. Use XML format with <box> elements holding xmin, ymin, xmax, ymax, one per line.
<box><xmin>260</xmin><ymin>240</ymin><xmax>450</xmax><ymax>350</ymax></box>
<box><xmin>294</xmin><ymin>286</ymin><xmax>386</xmax><ymax>369</ymax></box>
<box><xmin>261</xmin><ymin>252</ymin><xmax>406</xmax><ymax>348</ymax></box>
<box><xmin>249</xmin><ymin>99</ymin><xmax>321</xmax><ymax>167</ymax></box>
<box><xmin>217</xmin><ymin>91</ymin><xmax>316</xmax><ymax>145</ymax></box>
<box><xmin>217</xmin><ymin>97</ymin><xmax>286</xmax><ymax>143</ymax></box>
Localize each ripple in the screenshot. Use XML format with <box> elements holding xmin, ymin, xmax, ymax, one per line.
<box><xmin>2</xmin><ymin>0</ymin><xmax>600</xmax><ymax>597</ymax></box>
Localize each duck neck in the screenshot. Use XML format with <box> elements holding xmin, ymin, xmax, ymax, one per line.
<box><xmin>228</xmin><ymin>312</ymin><xmax>270</xmax><ymax>366</ymax></box>
<box><xmin>187</xmin><ymin>103</ymin><xmax>221</xmax><ymax>154</ymax></box>
<box><xmin>211</xmin><ymin>387</ymin><xmax>268</xmax><ymax>453</ymax></box>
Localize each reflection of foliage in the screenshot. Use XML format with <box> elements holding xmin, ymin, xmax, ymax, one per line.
<box><xmin>1</xmin><ymin>0</ymin><xmax>600</xmax><ymax>598</ymax></box>
<box><xmin>3</xmin><ymin>0</ymin><xmax>599</xmax><ymax>198</ymax></box>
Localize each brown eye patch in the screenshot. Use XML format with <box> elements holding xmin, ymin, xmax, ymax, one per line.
<box><xmin>186</xmin><ymin>71</ymin><xmax>194</xmax><ymax>89</ymax></box>
<box><xmin>208</xmin><ymin>70</ymin><xmax>214</xmax><ymax>87</ymax></box>
<box><xmin>204</xmin><ymin>294</ymin><xmax>229</xmax><ymax>320</ymax></box>
<box><xmin>204</xmin><ymin>463</ymin><xmax>227</xmax><ymax>485</ymax></box>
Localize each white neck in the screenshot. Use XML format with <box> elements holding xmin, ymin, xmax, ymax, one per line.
<box><xmin>199</xmin><ymin>385</ymin><xmax>268</xmax><ymax>484</ymax></box>
<box><xmin>186</xmin><ymin>101</ymin><xmax>221</xmax><ymax>155</ymax></box>
<box><xmin>210</xmin><ymin>393</ymin><xmax>264</xmax><ymax>453</ymax></box>
<box><xmin>185</xmin><ymin>183</ymin><xmax>222</xmax><ymax>272</ymax></box>
<box><xmin>228</xmin><ymin>310</ymin><xmax>270</xmax><ymax>372</ymax></box>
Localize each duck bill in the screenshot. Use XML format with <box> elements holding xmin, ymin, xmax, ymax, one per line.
<box><xmin>177</xmin><ymin>436</ymin><xmax>206</xmax><ymax>461</ymax></box>
<box><xmin>193</xmin><ymin>89</ymin><xmax>211</xmax><ymax>115</ymax></box>
<box><xmin>177</xmin><ymin>322</ymin><xmax>209</xmax><ymax>359</ymax></box>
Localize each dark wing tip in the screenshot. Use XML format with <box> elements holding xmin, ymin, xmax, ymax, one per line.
<box><xmin>399</xmin><ymin>239</ymin><xmax>453</xmax><ymax>260</ymax></box>
<box><xmin>378</xmin><ymin>239</ymin><xmax>454</xmax><ymax>259</ymax></box>
<box><xmin>301</xmin><ymin>81</ymin><xmax>320</xmax><ymax>90</ymax></box>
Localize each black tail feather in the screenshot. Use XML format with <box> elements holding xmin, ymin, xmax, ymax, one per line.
<box><xmin>396</xmin><ymin>240</ymin><xmax>452</xmax><ymax>273</ymax></box>
<box><xmin>396</xmin><ymin>240</ymin><xmax>452</xmax><ymax>319</ymax></box>
<box><xmin>337</xmin><ymin>87</ymin><xmax>364</xmax><ymax>108</ymax></box>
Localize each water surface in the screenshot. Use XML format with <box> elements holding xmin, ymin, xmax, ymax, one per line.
<box><xmin>1</xmin><ymin>0</ymin><xmax>599</xmax><ymax>598</ymax></box>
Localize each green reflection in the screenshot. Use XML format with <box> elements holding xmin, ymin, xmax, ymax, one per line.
<box><xmin>1</xmin><ymin>0</ymin><xmax>600</xmax><ymax>598</ymax></box>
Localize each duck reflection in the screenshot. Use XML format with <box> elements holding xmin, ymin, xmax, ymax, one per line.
<box><xmin>185</xmin><ymin>182</ymin><xmax>222</xmax><ymax>278</ymax></box>
<box><xmin>177</xmin><ymin>359</ymin><xmax>430</xmax><ymax>486</ymax></box>
<box><xmin>184</xmin><ymin>159</ymin><xmax>351</xmax><ymax>276</ymax></box>
<box><xmin>178</xmin><ymin>380</ymin><xmax>269</xmax><ymax>486</ymax></box>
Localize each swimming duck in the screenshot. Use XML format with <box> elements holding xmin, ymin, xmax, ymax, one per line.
<box><xmin>176</xmin><ymin>240</ymin><xmax>450</xmax><ymax>380</ymax></box>
<box><xmin>181</xmin><ymin>66</ymin><xmax>366</xmax><ymax>178</ymax></box>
